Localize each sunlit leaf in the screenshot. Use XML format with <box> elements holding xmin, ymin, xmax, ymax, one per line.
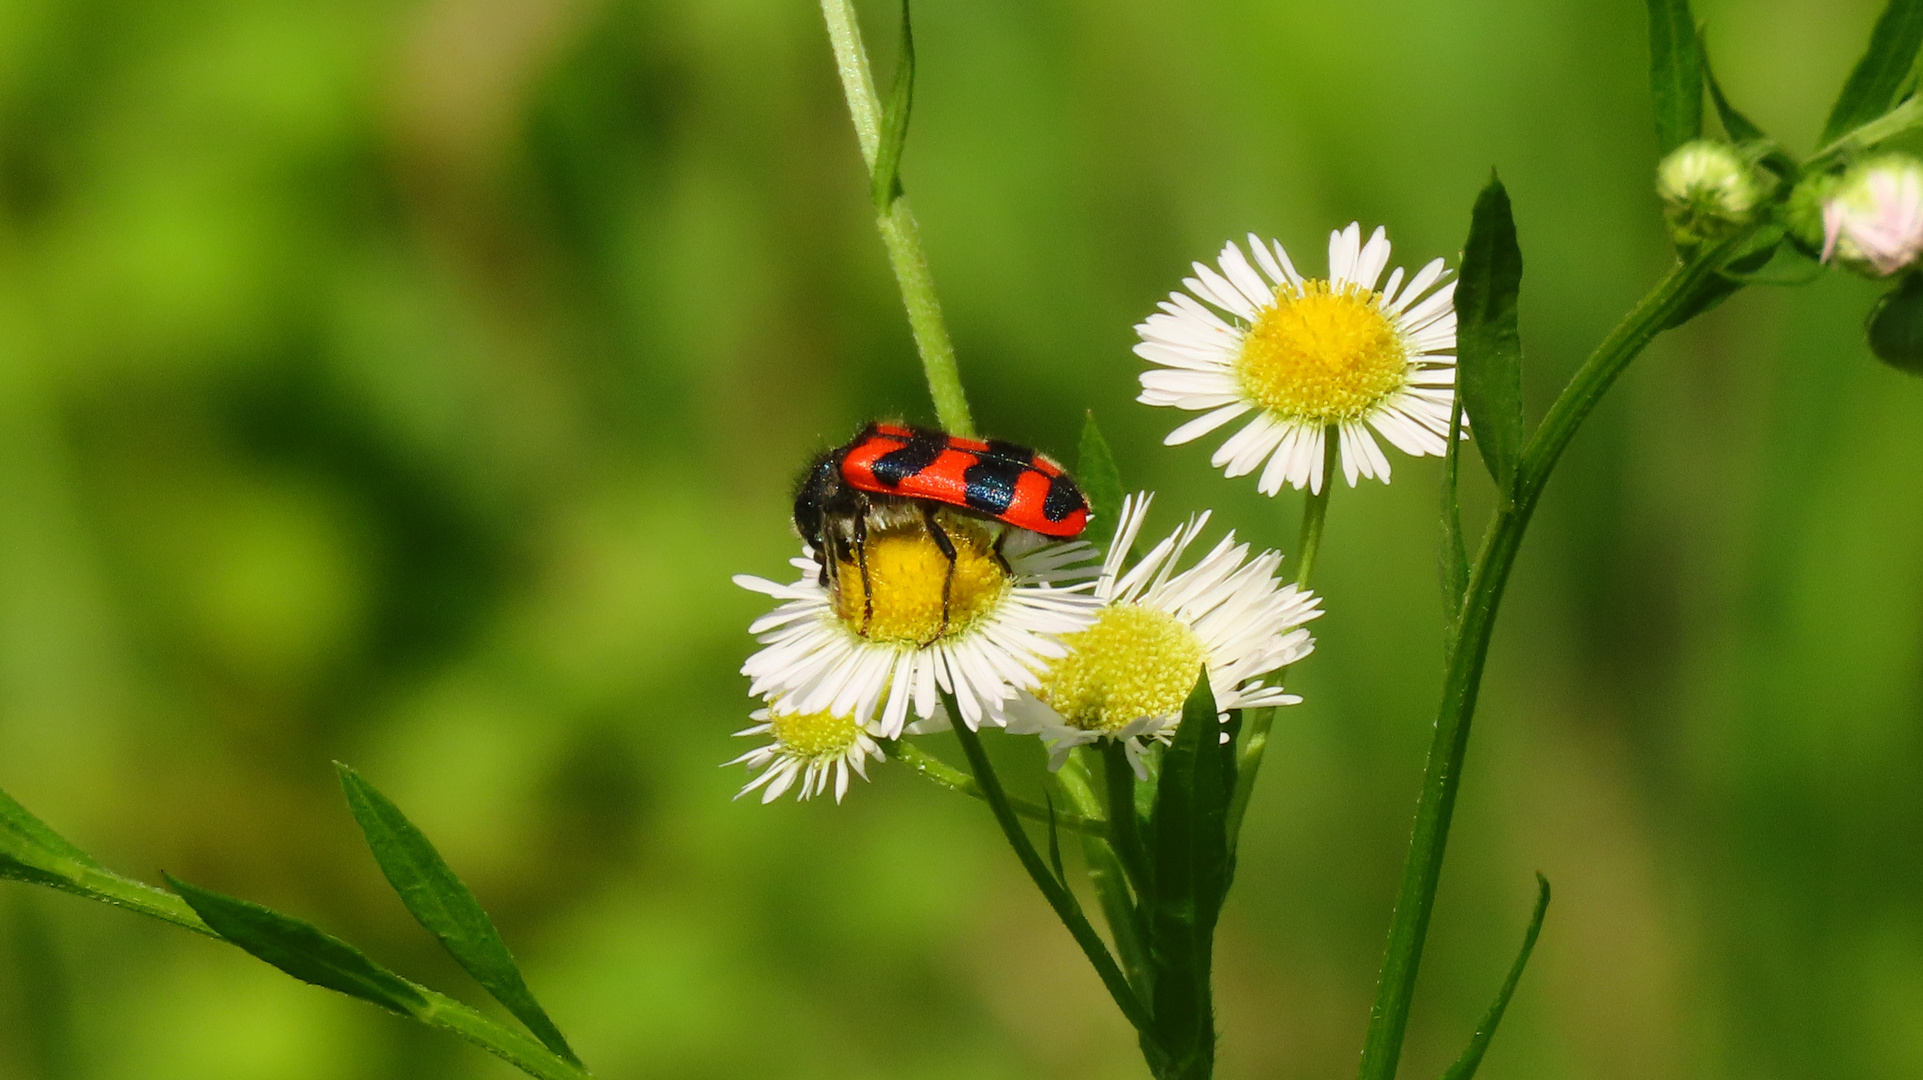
<box><xmin>1822</xmin><ymin>0</ymin><xmax>1923</xmax><ymax>144</ymax></box>
<box><xmin>1646</xmin><ymin>0</ymin><xmax>1703</xmax><ymax>154</ymax></box>
<box><xmin>1456</xmin><ymin>174</ymin><xmax>1525</xmax><ymax>496</ymax></box>
<box><xmin>1440</xmin><ymin>874</ymin><xmax>1552</xmax><ymax>1080</ymax></box>
<box><xmin>870</xmin><ymin>0</ymin><xmax>915</xmax><ymax>210</ymax></box>
<box><xmin>168</xmin><ymin>875</ymin><xmax>430</xmax><ymax>1017</ymax></box>
<box><xmin>1076</xmin><ymin>411</ymin><xmax>1127</xmax><ymax>552</ymax></box>
<box><xmin>337</xmin><ymin>765</ymin><xmax>579</xmax><ymax>1063</ymax></box>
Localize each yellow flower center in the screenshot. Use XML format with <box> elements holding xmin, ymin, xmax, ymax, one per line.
<box><xmin>1235</xmin><ymin>279</ymin><xmax>1407</xmax><ymax>424</ymax></box>
<box><xmin>832</xmin><ymin>516</ymin><xmax>1010</xmax><ymax>646</ymax></box>
<box><xmin>769</xmin><ymin>708</ymin><xmax>863</xmax><ymax>760</ymax></box>
<box><xmin>1038</xmin><ymin>605</ymin><xmax>1206</xmax><ymax>733</ymax></box>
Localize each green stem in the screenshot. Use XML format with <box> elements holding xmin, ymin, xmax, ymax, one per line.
<box><xmin>1224</xmin><ymin>427</ymin><xmax>1336</xmax><ymax>845</ymax></box>
<box><xmin>1057</xmin><ymin>751</ymin><xmax>1152</xmax><ymax>995</ymax></box>
<box><xmin>1354</xmin><ymin>232</ymin><xmax>1753</xmax><ymax>1080</ymax></box>
<box><xmin>1099</xmin><ymin>741</ymin><xmax>1151</xmax><ymax>894</ymax></box>
<box><xmin>1292</xmin><ymin>427</ymin><xmax>1339</xmax><ymax>589</ymax></box>
<box><xmin>818</xmin><ymin>0</ymin><xmax>975</xmax><ymax>436</ymax></box>
<box><xmin>3</xmin><ymin>849</ymin><xmax>591</xmax><ymax>1080</ymax></box>
<box><xmin>944</xmin><ymin>695</ymin><xmax>1158</xmax><ymax>1037</ymax></box>
<box><xmin>890</xmin><ymin>739</ymin><xmax>1107</xmax><ymax>836</ymax></box>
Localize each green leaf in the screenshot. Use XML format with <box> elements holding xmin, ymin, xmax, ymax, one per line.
<box><xmin>1440</xmin><ymin>874</ymin><xmax>1552</xmax><ymax>1080</ymax></box>
<box><xmin>167</xmin><ymin>875</ymin><xmax>430</xmax><ymax>1017</ymax></box>
<box><xmin>0</xmin><ymin>787</ymin><xmax>98</xmax><ymax>870</ymax></box>
<box><xmin>337</xmin><ymin>764</ymin><xmax>579</xmax><ymax>1064</ymax></box>
<box><xmin>1822</xmin><ymin>0</ymin><xmax>1923</xmax><ymax>144</ymax></box>
<box><xmin>1455</xmin><ymin>174</ymin><xmax>1526</xmax><ymax>496</ymax></box>
<box><xmin>870</xmin><ymin>0</ymin><xmax>915</xmax><ymax>211</ymax></box>
<box><xmin>1646</xmin><ymin>0</ymin><xmax>1703</xmax><ymax>154</ymax></box>
<box><xmin>1439</xmin><ymin>393</ymin><xmax>1468</xmax><ymax>636</ymax></box>
<box><xmin>1146</xmin><ymin>674</ymin><xmax>1234</xmax><ymax>1072</ymax></box>
<box><xmin>1698</xmin><ymin>29</ymin><xmax>1763</xmax><ymax>142</ymax></box>
<box><xmin>1076</xmin><ymin>410</ymin><xmax>1126</xmax><ymax>552</ymax></box>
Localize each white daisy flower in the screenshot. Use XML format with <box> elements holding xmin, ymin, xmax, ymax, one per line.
<box><xmin>1006</xmin><ymin>493</ymin><xmax>1323</xmax><ymax>776</ymax></box>
<box><xmin>1135</xmin><ymin>223</ymin><xmax>1459</xmax><ymax>493</ymax></box>
<box><xmin>736</xmin><ymin>513</ymin><xmax>1102</xmax><ymax>739</ymax></box>
<box><xmin>727</xmin><ymin>703</ymin><xmax>885</xmax><ymax>803</ymax></box>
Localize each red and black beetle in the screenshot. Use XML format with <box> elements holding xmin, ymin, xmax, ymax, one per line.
<box><xmin>793</xmin><ymin>422</ymin><xmax>1092</xmax><ymax>637</ymax></box>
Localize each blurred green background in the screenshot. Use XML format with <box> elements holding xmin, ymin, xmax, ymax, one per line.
<box><xmin>0</xmin><ymin>0</ymin><xmax>1920</xmax><ymax>1077</ymax></box>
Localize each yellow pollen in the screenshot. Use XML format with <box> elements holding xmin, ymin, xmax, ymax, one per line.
<box><xmin>769</xmin><ymin>708</ymin><xmax>862</xmax><ymax>759</ymax></box>
<box><xmin>832</xmin><ymin>516</ymin><xmax>1010</xmax><ymax>646</ymax></box>
<box><xmin>1236</xmin><ymin>279</ymin><xmax>1407</xmax><ymax>424</ymax></box>
<box><xmin>1038</xmin><ymin>605</ymin><xmax>1206</xmax><ymax>733</ymax></box>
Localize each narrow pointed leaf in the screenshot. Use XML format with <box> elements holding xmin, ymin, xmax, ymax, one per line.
<box><xmin>168</xmin><ymin>875</ymin><xmax>429</xmax><ymax>1017</ymax></box>
<box><xmin>870</xmin><ymin>0</ymin><xmax>915</xmax><ymax>210</ymax></box>
<box><xmin>337</xmin><ymin>764</ymin><xmax>578</xmax><ymax>1063</ymax></box>
<box><xmin>0</xmin><ymin>786</ymin><xmax>210</xmax><ymax>937</ymax></box>
<box><xmin>1440</xmin><ymin>874</ymin><xmax>1552</xmax><ymax>1080</ymax></box>
<box><xmin>1646</xmin><ymin>0</ymin><xmax>1703</xmax><ymax>154</ymax></box>
<box><xmin>1439</xmin><ymin>394</ymin><xmax>1469</xmax><ymax>635</ymax></box>
<box><xmin>1147</xmin><ymin>674</ymin><xmax>1234</xmax><ymax>1072</ymax></box>
<box><xmin>1822</xmin><ymin>0</ymin><xmax>1923</xmax><ymax>144</ymax></box>
<box><xmin>1698</xmin><ymin>30</ymin><xmax>1763</xmax><ymax>141</ymax></box>
<box><xmin>1076</xmin><ymin>411</ymin><xmax>1126</xmax><ymax>552</ymax></box>
<box><xmin>0</xmin><ymin>787</ymin><xmax>98</xmax><ymax>870</ymax></box>
<box><xmin>1455</xmin><ymin>175</ymin><xmax>1525</xmax><ymax>496</ymax></box>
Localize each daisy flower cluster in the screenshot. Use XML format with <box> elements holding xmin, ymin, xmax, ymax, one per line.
<box><xmin>729</xmin><ymin>222</ymin><xmax>1455</xmax><ymax>804</ymax></box>
<box><xmin>729</xmin><ymin>494</ymin><xmax>1323</xmax><ymax>802</ymax></box>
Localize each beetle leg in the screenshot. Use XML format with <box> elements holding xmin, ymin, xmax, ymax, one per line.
<box><xmin>921</xmin><ymin>504</ymin><xmax>958</xmax><ymax>645</ymax></box>
<box><xmin>853</xmin><ymin>511</ymin><xmax>874</xmax><ymax>635</ymax></box>
<box><xmin>990</xmin><ymin>527</ymin><xmax>1013</xmax><ymax>576</ymax></box>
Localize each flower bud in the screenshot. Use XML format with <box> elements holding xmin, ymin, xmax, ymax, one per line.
<box><xmin>1657</xmin><ymin>140</ymin><xmax>1762</xmax><ymax>247</ymax></box>
<box><xmin>1821</xmin><ymin>154</ymin><xmax>1923</xmax><ymax>277</ymax></box>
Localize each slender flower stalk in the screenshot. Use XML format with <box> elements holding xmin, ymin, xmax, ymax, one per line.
<box><xmin>1227</xmin><ymin>429</ymin><xmax>1336</xmax><ymax>845</ymax></box>
<box><xmin>1354</xmin><ymin>228</ymin><xmax>1757</xmax><ymax>1080</ymax></box>
<box><xmin>818</xmin><ymin>0</ymin><xmax>975</xmax><ymax>437</ymax></box>
<box><xmin>888</xmin><ymin>738</ymin><xmax>1108</xmax><ymax>836</ymax></box>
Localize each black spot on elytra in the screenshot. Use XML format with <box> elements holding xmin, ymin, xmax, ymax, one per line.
<box><xmin>1043</xmin><ymin>474</ymin><xmax>1086</xmax><ymax>522</ymax></box>
<box><xmin>963</xmin><ymin>457</ymin><xmax>1023</xmax><ymax>514</ymax></box>
<box><xmin>871</xmin><ymin>434</ymin><xmax>944</xmax><ymax>487</ymax></box>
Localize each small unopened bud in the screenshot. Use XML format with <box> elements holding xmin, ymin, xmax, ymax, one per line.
<box><xmin>1657</xmin><ymin>140</ymin><xmax>1761</xmax><ymax>247</ymax></box>
<box><xmin>1821</xmin><ymin>154</ymin><xmax>1923</xmax><ymax>277</ymax></box>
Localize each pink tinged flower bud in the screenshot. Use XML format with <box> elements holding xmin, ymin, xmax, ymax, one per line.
<box><xmin>1822</xmin><ymin>155</ymin><xmax>1923</xmax><ymax>276</ymax></box>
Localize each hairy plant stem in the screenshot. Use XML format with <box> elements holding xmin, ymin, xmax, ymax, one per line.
<box><xmin>1</xmin><ymin>844</ymin><xmax>591</xmax><ymax>1080</ymax></box>
<box><xmin>1057</xmin><ymin>751</ymin><xmax>1152</xmax><ymax>994</ymax></box>
<box><xmin>818</xmin><ymin>0</ymin><xmax>974</xmax><ymax>436</ymax></box>
<box><xmin>943</xmin><ymin>692</ymin><xmax>1159</xmax><ymax>1038</ymax></box>
<box><xmin>1355</xmin><ymin>232</ymin><xmax>1755</xmax><ymax>1080</ymax></box>
<box><xmin>890</xmin><ymin>738</ymin><xmax>1107</xmax><ymax>836</ymax></box>
<box><xmin>1225</xmin><ymin>426</ymin><xmax>1337</xmax><ymax>845</ymax></box>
